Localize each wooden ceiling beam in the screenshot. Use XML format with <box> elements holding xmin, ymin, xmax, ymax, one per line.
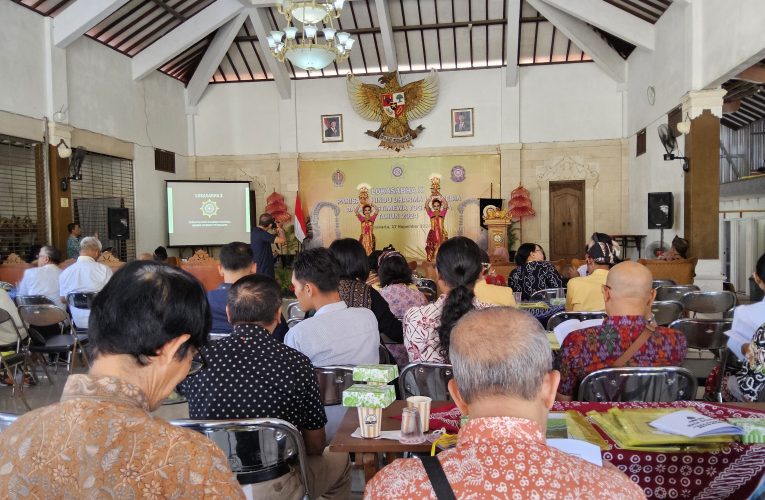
<box><xmin>735</xmin><ymin>64</ymin><xmax>765</xmax><ymax>84</ymax></box>
<box><xmin>375</xmin><ymin>0</ymin><xmax>398</xmax><ymax>72</ymax></box>
<box><xmin>505</xmin><ymin>0</ymin><xmax>521</xmax><ymax>86</ymax></box>
<box><xmin>186</xmin><ymin>11</ymin><xmax>247</xmax><ymax>107</ymax></box>
<box><xmin>53</xmin><ymin>0</ymin><xmax>130</xmax><ymax>48</ymax></box>
<box><xmin>246</xmin><ymin>7</ymin><xmax>291</xmax><ymax>99</ymax></box>
<box><xmin>132</xmin><ymin>0</ymin><xmax>244</xmax><ymax>79</ymax></box>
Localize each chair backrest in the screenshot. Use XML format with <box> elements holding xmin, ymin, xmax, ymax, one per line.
<box><xmin>652</xmin><ymin>279</ymin><xmax>676</xmax><ymax>289</ymax></box>
<box><xmin>170</xmin><ymin>418</ymin><xmax>309</xmax><ymax>497</ymax></box>
<box><xmin>286</xmin><ymin>301</ymin><xmax>305</xmax><ymax>320</ymax></box>
<box><xmin>313</xmin><ymin>365</ymin><xmax>355</xmax><ymax>405</ymax></box>
<box><xmin>654</xmin><ymin>285</ymin><xmax>700</xmax><ymax>302</ymax></box>
<box><xmin>578</xmin><ymin>366</ymin><xmax>697</xmax><ymax>402</ymax></box>
<box><xmin>15</xmin><ymin>295</ymin><xmax>54</xmax><ymax>306</ymax></box>
<box><xmin>287</xmin><ymin>318</ymin><xmax>303</xmax><ymax>329</ymax></box>
<box><xmin>531</xmin><ymin>288</ymin><xmax>566</xmax><ymax>302</ymax></box>
<box><xmin>668</xmin><ymin>318</ymin><xmax>732</xmax><ymax>350</ymax></box>
<box><xmin>399</xmin><ymin>362</ymin><xmax>453</xmax><ymax>400</ymax></box>
<box><xmin>680</xmin><ymin>291</ymin><xmax>737</xmax><ymax>315</ymax></box>
<box><xmin>17</xmin><ymin>304</ymin><xmax>70</xmax><ymax>330</ymax></box>
<box><xmin>208</xmin><ymin>332</ymin><xmax>231</xmax><ymax>342</ymax></box>
<box><xmin>67</xmin><ymin>292</ymin><xmax>97</xmax><ymax>310</ymax></box>
<box><xmin>0</xmin><ymin>412</ymin><xmax>18</xmax><ymax>432</ymax></box>
<box><xmin>378</xmin><ymin>344</ymin><xmax>394</xmax><ymax>364</ymax></box>
<box><xmin>650</xmin><ymin>301</ymin><xmax>684</xmax><ymax>326</ymax></box>
<box><xmin>547</xmin><ymin>311</ymin><xmax>607</xmax><ymax>331</ymax></box>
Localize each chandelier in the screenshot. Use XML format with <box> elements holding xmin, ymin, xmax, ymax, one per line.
<box><xmin>267</xmin><ymin>0</ymin><xmax>355</xmax><ymax>71</ymax></box>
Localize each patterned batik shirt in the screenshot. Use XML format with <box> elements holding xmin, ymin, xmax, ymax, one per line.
<box><xmin>179</xmin><ymin>323</ymin><xmax>327</xmax><ymax>427</ymax></box>
<box><xmin>508</xmin><ymin>261</ymin><xmax>565</xmax><ymax>301</ymax></box>
<box><xmin>0</xmin><ymin>374</ymin><xmax>243</xmax><ymax>499</ymax></box>
<box><xmin>378</xmin><ymin>283</ymin><xmax>428</xmax><ymax>319</ymax></box>
<box><xmin>365</xmin><ymin>416</ymin><xmax>645</xmax><ymax>499</ymax></box>
<box><xmin>403</xmin><ymin>295</ymin><xmax>492</xmax><ymax>363</ymax></box>
<box><xmin>558</xmin><ymin>315</ymin><xmax>688</xmax><ymax>397</ymax></box>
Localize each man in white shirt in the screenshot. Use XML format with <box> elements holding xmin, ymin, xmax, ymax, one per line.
<box><xmin>17</xmin><ymin>246</ymin><xmax>63</xmax><ymax>306</ymax></box>
<box><xmin>59</xmin><ymin>237</ymin><xmax>112</xmax><ymax>329</ymax></box>
<box><xmin>286</xmin><ymin>248</ymin><xmax>379</xmax><ymax>367</ymax></box>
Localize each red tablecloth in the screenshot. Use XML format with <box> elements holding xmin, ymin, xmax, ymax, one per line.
<box><xmin>426</xmin><ymin>401</ymin><xmax>765</xmax><ymax>500</ymax></box>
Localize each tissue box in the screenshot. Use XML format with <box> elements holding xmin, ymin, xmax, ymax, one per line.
<box><xmin>342</xmin><ymin>384</ymin><xmax>396</xmax><ymax>408</ymax></box>
<box><xmin>353</xmin><ymin>364</ymin><xmax>399</xmax><ymax>384</ymax></box>
<box><xmin>728</xmin><ymin>418</ymin><xmax>765</xmax><ymax>444</ymax></box>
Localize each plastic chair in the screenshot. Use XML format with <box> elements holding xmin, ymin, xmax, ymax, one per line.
<box><xmin>547</xmin><ymin>311</ymin><xmax>607</xmax><ymax>331</ymax></box>
<box><xmin>17</xmin><ymin>304</ymin><xmax>86</xmax><ymax>374</ymax></box>
<box><xmin>578</xmin><ymin>366</ymin><xmax>697</xmax><ymax>402</ymax></box>
<box><xmin>15</xmin><ymin>295</ymin><xmax>54</xmax><ymax>306</ymax></box>
<box><xmin>0</xmin><ymin>412</ymin><xmax>19</xmax><ymax>431</ymax></box>
<box><xmin>668</xmin><ymin>319</ymin><xmax>731</xmax><ymax>352</ymax></box>
<box><xmin>650</xmin><ymin>301</ymin><xmax>684</xmax><ymax>326</ymax></box>
<box><xmin>0</xmin><ymin>309</ymin><xmax>31</xmax><ymax>410</ymax></box>
<box><xmin>531</xmin><ymin>288</ymin><xmax>567</xmax><ymax>302</ymax></box>
<box><xmin>313</xmin><ymin>365</ymin><xmax>354</xmax><ymax>406</ymax></box>
<box><xmin>654</xmin><ymin>285</ymin><xmax>700</xmax><ymax>302</ymax></box>
<box><xmin>652</xmin><ymin>279</ymin><xmax>676</xmax><ymax>289</ymax></box>
<box><xmin>398</xmin><ymin>362</ymin><xmax>453</xmax><ymax>400</ymax></box>
<box><xmin>680</xmin><ymin>291</ymin><xmax>736</xmax><ymax>317</ymax></box>
<box><xmin>170</xmin><ymin>418</ymin><xmax>310</xmax><ymax>497</ymax></box>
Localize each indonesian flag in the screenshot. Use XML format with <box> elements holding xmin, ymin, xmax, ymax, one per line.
<box><xmin>294</xmin><ymin>193</ymin><xmax>307</xmax><ymax>242</ymax></box>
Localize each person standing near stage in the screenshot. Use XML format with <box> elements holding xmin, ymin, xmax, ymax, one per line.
<box><xmin>250</xmin><ymin>213</ymin><xmax>286</xmax><ymax>278</ymax></box>
<box><xmin>355</xmin><ymin>203</ymin><xmax>379</xmax><ymax>256</ymax></box>
<box><xmin>66</xmin><ymin>223</ymin><xmax>82</xmax><ymax>260</ymax></box>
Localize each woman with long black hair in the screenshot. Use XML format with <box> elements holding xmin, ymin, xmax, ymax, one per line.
<box><xmin>404</xmin><ymin>237</ymin><xmax>492</xmax><ymax>363</ymax></box>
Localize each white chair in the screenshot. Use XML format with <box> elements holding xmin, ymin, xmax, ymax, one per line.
<box><xmin>578</xmin><ymin>366</ymin><xmax>697</xmax><ymax>402</ymax></box>
<box><xmin>399</xmin><ymin>362</ymin><xmax>453</xmax><ymax>400</ymax></box>
<box><xmin>170</xmin><ymin>418</ymin><xmax>310</xmax><ymax>498</ymax></box>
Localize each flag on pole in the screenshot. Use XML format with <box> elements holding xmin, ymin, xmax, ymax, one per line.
<box><xmin>294</xmin><ymin>193</ymin><xmax>307</xmax><ymax>242</ymax></box>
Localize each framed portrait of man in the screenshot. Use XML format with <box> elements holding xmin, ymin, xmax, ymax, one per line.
<box><xmin>321</xmin><ymin>114</ymin><xmax>343</xmax><ymax>143</ymax></box>
<box><xmin>451</xmin><ymin>108</ymin><xmax>474</xmax><ymax>137</ymax></box>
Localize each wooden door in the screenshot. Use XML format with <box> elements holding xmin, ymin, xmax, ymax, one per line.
<box><xmin>549</xmin><ymin>181</ymin><xmax>584</xmax><ymax>261</ymax></box>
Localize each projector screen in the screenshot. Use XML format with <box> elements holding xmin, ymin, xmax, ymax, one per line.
<box><xmin>166</xmin><ymin>181</ymin><xmax>251</xmax><ymax>247</ymax></box>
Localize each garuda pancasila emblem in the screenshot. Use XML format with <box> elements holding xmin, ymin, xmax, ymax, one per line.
<box><xmin>347</xmin><ymin>70</ymin><xmax>439</xmax><ymax>151</ymax></box>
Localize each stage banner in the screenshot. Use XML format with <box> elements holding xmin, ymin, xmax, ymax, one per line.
<box><xmin>299</xmin><ymin>154</ymin><xmax>500</xmax><ymax>260</ymax></box>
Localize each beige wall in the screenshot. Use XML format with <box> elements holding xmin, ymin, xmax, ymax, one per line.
<box><xmin>193</xmin><ymin>138</ymin><xmax>629</xmax><ymax>253</ymax></box>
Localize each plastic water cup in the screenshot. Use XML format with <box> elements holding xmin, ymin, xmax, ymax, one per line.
<box><xmin>399</xmin><ymin>407</ymin><xmax>425</xmax><ymax>444</ymax></box>
<box><xmin>407</xmin><ymin>396</ymin><xmax>432</xmax><ymax>432</ymax></box>
<box><xmin>513</xmin><ymin>291</ymin><xmax>522</xmax><ymax>304</ymax></box>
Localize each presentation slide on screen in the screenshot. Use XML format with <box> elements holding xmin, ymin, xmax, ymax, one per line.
<box><xmin>166</xmin><ymin>181</ymin><xmax>250</xmax><ymax>246</ymax></box>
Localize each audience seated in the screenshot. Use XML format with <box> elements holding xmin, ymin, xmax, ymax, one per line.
<box><xmin>376</xmin><ymin>248</ymin><xmax>427</xmax><ymax>319</ymax></box>
<box><xmin>366</xmin><ymin>248</ymin><xmax>384</xmax><ymax>287</ymax></box>
<box><xmin>557</xmin><ymin>261</ymin><xmax>688</xmax><ymax>400</ymax></box>
<box><xmin>707</xmin><ymin>252</ymin><xmax>765</xmax><ymax>402</ymax></box>
<box><xmin>329</xmin><ymin>238</ymin><xmax>403</xmax><ymax>343</ymax></box>
<box><xmin>0</xmin><ymin>261</ymin><xmax>243</xmax><ymax>497</ymax></box>
<box><xmin>366</xmin><ymin>307</ymin><xmax>644</xmax><ymax>499</ymax></box>
<box><xmin>0</xmin><ymin>288</ymin><xmax>25</xmax><ymax>348</ymax></box>
<box><xmin>657</xmin><ymin>235</ymin><xmax>689</xmax><ymax>261</ymax></box>
<box><xmin>153</xmin><ymin>245</ymin><xmax>168</xmax><ymax>262</ymax></box>
<box><xmin>565</xmin><ymin>233</ymin><xmax>618</xmax><ymax>311</ymax></box>
<box><xmin>508</xmin><ymin>243</ymin><xmax>564</xmax><ymax>300</ymax></box>
<box><xmin>17</xmin><ymin>245</ymin><xmax>63</xmax><ymax>306</ymax></box>
<box><xmin>59</xmin><ymin>237</ymin><xmax>113</xmax><ymax>328</ymax></box>
<box><xmin>404</xmin><ymin>237</ymin><xmax>491</xmax><ymax>363</ymax></box>
<box><xmin>474</xmin><ymin>249</ymin><xmax>517</xmax><ymax>306</ymax></box>
<box><xmin>179</xmin><ymin>274</ymin><xmax>351</xmax><ymax>498</ymax></box>
<box><xmin>285</xmin><ymin>248</ymin><xmax>379</xmax><ymax>366</ymax></box>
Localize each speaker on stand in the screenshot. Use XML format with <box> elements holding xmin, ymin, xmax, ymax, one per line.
<box><xmin>647</xmin><ymin>192</ymin><xmax>673</xmax><ymax>250</ymax></box>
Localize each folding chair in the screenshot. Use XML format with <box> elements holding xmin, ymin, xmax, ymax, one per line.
<box><xmin>0</xmin><ymin>309</ymin><xmax>31</xmax><ymax>410</ymax></box>
<box><xmin>413</xmin><ymin>278</ymin><xmax>438</xmax><ymax>302</ymax></box>
<box><xmin>681</xmin><ymin>291</ymin><xmax>736</xmax><ymax>318</ymax></box>
<box><xmin>531</xmin><ymin>288</ymin><xmax>567</xmax><ymax>302</ymax></box>
<box><xmin>15</xmin><ymin>295</ymin><xmax>54</xmax><ymax>306</ymax></box>
<box><xmin>171</xmin><ymin>418</ymin><xmax>310</xmax><ymax>498</ymax></box>
<box><xmin>286</xmin><ymin>301</ymin><xmax>305</xmax><ymax>320</ymax></box>
<box><xmin>313</xmin><ymin>365</ymin><xmax>355</xmax><ymax>406</ymax></box>
<box><xmin>398</xmin><ymin>362</ymin><xmax>453</xmax><ymax>400</ymax></box>
<box><xmin>651</xmin><ymin>279</ymin><xmax>676</xmax><ymax>289</ymax></box>
<box><xmin>17</xmin><ymin>304</ymin><xmax>87</xmax><ymax>375</ymax></box>
<box><xmin>650</xmin><ymin>301</ymin><xmax>684</xmax><ymax>326</ymax></box>
<box><xmin>654</xmin><ymin>285</ymin><xmax>699</xmax><ymax>302</ymax></box>
<box><xmin>0</xmin><ymin>412</ymin><xmax>19</xmax><ymax>431</ymax></box>
<box><xmin>578</xmin><ymin>366</ymin><xmax>697</xmax><ymax>402</ymax></box>
<box><xmin>547</xmin><ymin>311</ymin><xmax>607</xmax><ymax>331</ymax></box>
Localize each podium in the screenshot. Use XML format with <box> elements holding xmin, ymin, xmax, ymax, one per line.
<box><xmin>484</xmin><ymin>213</ymin><xmax>513</xmax><ymax>259</ymax></box>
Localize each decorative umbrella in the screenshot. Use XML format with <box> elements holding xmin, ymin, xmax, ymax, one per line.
<box><xmin>508</xmin><ymin>184</ymin><xmax>535</xmax><ymax>242</ymax></box>
<box><xmin>265</xmin><ymin>190</ymin><xmax>291</xmax><ymax>223</ymax></box>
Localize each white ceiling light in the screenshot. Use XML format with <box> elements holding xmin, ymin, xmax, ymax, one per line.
<box><xmin>270</xmin><ymin>0</ymin><xmax>354</xmax><ymax>71</ymax></box>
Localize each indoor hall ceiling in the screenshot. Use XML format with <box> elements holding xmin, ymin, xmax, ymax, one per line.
<box><xmin>12</xmin><ymin>0</ymin><xmax>672</xmax><ymax>85</ymax></box>
<box><xmin>721</xmin><ymin>60</ymin><xmax>765</xmax><ymax>131</ymax></box>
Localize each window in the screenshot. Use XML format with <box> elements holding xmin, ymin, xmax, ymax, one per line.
<box><xmin>155</xmin><ymin>148</ymin><xmax>175</xmax><ymax>173</ymax></box>
<box><xmin>70</xmin><ymin>151</ymin><xmax>135</xmax><ymax>262</ymax></box>
<box><xmin>0</xmin><ymin>135</ymin><xmax>47</xmax><ymax>260</ymax></box>
<box><xmin>636</xmin><ymin>128</ymin><xmax>646</xmax><ymax>157</ymax></box>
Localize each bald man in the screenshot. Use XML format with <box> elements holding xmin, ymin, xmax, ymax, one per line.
<box><xmin>366</xmin><ymin>308</ymin><xmax>644</xmax><ymax>499</ymax></box>
<box><xmin>557</xmin><ymin>261</ymin><xmax>688</xmax><ymax>400</ymax></box>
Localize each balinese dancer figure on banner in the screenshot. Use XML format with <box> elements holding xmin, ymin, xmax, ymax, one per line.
<box><xmin>355</xmin><ymin>184</ymin><xmax>379</xmax><ymax>255</ymax></box>
<box><xmin>425</xmin><ymin>175</ymin><xmax>449</xmax><ymax>262</ymax></box>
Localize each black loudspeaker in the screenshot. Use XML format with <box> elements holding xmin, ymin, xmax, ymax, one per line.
<box><xmin>647</xmin><ymin>192</ymin><xmax>673</xmax><ymax>229</ymax></box>
<box><xmin>479</xmin><ymin>198</ymin><xmax>503</xmax><ymax>229</ymax></box>
<box><xmin>107</xmin><ymin>208</ymin><xmax>130</xmax><ymax>240</ymax></box>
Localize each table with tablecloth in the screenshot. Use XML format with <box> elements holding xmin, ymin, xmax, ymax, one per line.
<box><xmin>425</xmin><ymin>400</ymin><xmax>765</xmax><ymax>499</ymax></box>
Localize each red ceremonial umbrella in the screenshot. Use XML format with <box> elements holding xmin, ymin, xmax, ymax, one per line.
<box><xmin>508</xmin><ymin>184</ymin><xmax>535</xmax><ymax>242</ymax></box>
